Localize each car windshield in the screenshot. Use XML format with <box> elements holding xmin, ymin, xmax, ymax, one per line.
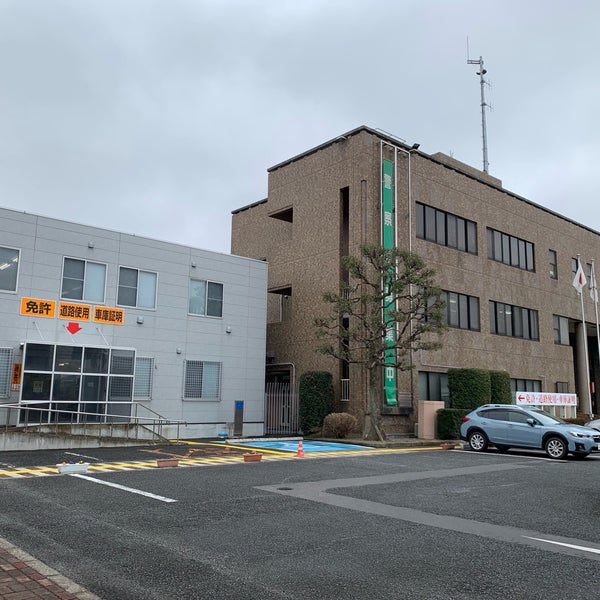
<box><xmin>529</xmin><ymin>409</ymin><xmax>567</xmax><ymax>425</ymax></box>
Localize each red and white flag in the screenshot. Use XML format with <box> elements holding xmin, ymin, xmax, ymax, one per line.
<box><xmin>573</xmin><ymin>259</ymin><xmax>587</xmax><ymax>294</ymax></box>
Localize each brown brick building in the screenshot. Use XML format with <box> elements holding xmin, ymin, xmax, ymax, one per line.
<box><xmin>231</xmin><ymin>126</ymin><xmax>599</xmax><ymax>436</ymax></box>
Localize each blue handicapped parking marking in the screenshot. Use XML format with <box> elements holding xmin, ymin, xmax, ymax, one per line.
<box><xmin>229</xmin><ymin>440</ymin><xmax>373</xmax><ymax>453</ymax></box>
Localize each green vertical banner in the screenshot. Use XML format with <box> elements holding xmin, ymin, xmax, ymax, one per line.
<box><xmin>381</xmin><ymin>159</ymin><xmax>397</xmax><ymax>406</ymax></box>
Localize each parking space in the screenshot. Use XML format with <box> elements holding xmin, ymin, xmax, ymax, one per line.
<box><xmin>0</xmin><ymin>438</ymin><xmax>403</xmax><ymax>479</ymax></box>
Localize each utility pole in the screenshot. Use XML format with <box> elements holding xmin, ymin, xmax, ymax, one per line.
<box><xmin>467</xmin><ymin>55</ymin><xmax>490</xmax><ymax>174</ymax></box>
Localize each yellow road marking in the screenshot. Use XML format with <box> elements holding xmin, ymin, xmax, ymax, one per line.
<box><xmin>0</xmin><ymin>446</ymin><xmax>444</xmax><ymax>477</ymax></box>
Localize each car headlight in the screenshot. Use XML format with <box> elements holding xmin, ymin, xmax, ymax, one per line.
<box><xmin>569</xmin><ymin>430</ymin><xmax>591</xmax><ymax>438</ymax></box>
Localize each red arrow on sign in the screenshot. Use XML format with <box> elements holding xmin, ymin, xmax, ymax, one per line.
<box><xmin>66</xmin><ymin>322</ymin><xmax>82</xmax><ymax>335</ymax></box>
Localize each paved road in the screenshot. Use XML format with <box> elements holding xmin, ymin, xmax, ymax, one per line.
<box><xmin>1</xmin><ymin>446</ymin><xmax>600</xmax><ymax>599</ymax></box>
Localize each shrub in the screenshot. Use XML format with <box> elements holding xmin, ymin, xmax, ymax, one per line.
<box><xmin>437</xmin><ymin>408</ymin><xmax>470</xmax><ymax>440</ymax></box>
<box><xmin>448</xmin><ymin>368</ymin><xmax>491</xmax><ymax>410</ymax></box>
<box><xmin>298</xmin><ymin>371</ymin><xmax>334</xmax><ymax>434</ymax></box>
<box><xmin>322</xmin><ymin>412</ymin><xmax>359</xmax><ymax>438</ymax></box>
<box><xmin>490</xmin><ymin>370</ymin><xmax>512</xmax><ymax>404</ymax></box>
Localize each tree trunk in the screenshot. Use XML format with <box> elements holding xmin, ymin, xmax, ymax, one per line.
<box><xmin>362</xmin><ymin>368</ymin><xmax>385</xmax><ymax>441</ymax></box>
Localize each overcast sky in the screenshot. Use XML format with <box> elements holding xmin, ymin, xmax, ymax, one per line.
<box><xmin>1</xmin><ymin>1</ymin><xmax>599</xmax><ymax>255</ymax></box>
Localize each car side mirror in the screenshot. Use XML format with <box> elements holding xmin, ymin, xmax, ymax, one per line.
<box><xmin>526</xmin><ymin>418</ymin><xmax>536</xmax><ymax>427</ymax></box>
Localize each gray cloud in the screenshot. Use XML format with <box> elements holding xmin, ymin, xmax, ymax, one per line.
<box><xmin>1</xmin><ymin>0</ymin><xmax>599</xmax><ymax>253</ymax></box>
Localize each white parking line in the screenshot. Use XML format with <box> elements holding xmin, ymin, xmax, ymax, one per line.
<box><xmin>71</xmin><ymin>474</ymin><xmax>177</xmax><ymax>503</ymax></box>
<box><xmin>524</xmin><ymin>536</ymin><xmax>600</xmax><ymax>555</ymax></box>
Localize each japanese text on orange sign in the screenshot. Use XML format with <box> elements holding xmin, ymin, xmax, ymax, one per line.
<box><xmin>93</xmin><ymin>307</ymin><xmax>124</xmax><ymax>325</ymax></box>
<box><xmin>11</xmin><ymin>363</ymin><xmax>22</xmax><ymax>385</ymax></box>
<box><xmin>20</xmin><ymin>298</ymin><xmax>56</xmax><ymax>318</ymax></box>
<box><xmin>58</xmin><ymin>302</ymin><xmax>92</xmax><ymax>321</ymax></box>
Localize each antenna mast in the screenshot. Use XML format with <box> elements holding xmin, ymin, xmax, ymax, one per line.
<box><xmin>467</xmin><ymin>55</ymin><xmax>490</xmax><ymax>173</ymax></box>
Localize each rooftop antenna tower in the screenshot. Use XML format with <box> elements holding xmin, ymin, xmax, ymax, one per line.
<box><xmin>467</xmin><ymin>41</ymin><xmax>491</xmax><ymax>173</ymax></box>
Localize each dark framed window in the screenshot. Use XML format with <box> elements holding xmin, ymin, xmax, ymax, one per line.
<box><xmin>556</xmin><ymin>381</ymin><xmax>569</xmax><ymax>393</ymax></box>
<box><xmin>117</xmin><ymin>267</ymin><xmax>157</xmax><ymax>309</ymax></box>
<box><xmin>487</xmin><ymin>228</ymin><xmax>534</xmax><ymax>272</ymax></box>
<box><xmin>184</xmin><ymin>360</ymin><xmax>222</xmax><ymax>400</ymax></box>
<box><xmin>418</xmin><ymin>371</ymin><xmax>449</xmax><ymax>406</ymax></box>
<box><xmin>489</xmin><ymin>301</ymin><xmax>539</xmax><ymax>340</ymax></box>
<box><xmin>438</xmin><ymin>291</ymin><xmax>480</xmax><ymax>331</ymax></box>
<box><xmin>511</xmin><ymin>379</ymin><xmax>541</xmax><ymax>394</ymax></box>
<box><xmin>416</xmin><ymin>202</ymin><xmax>477</xmax><ymax>254</ymax></box>
<box><xmin>189</xmin><ymin>280</ymin><xmax>224</xmax><ymax>317</ymax></box>
<box><xmin>553</xmin><ymin>315</ymin><xmax>569</xmax><ymax>345</ymax></box>
<box><xmin>0</xmin><ymin>246</ymin><xmax>19</xmax><ymax>292</ymax></box>
<box><xmin>548</xmin><ymin>250</ymin><xmax>558</xmax><ymax>279</ymax></box>
<box><xmin>571</xmin><ymin>257</ymin><xmax>578</xmax><ymax>278</ymax></box>
<box><xmin>134</xmin><ymin>357</ymin><xmax>154</xmax><ymax>400</ymax></box>
<box><xmin>61</xmin><ymin>258</ymin><xmax>106</xmax><ymax>302</ymax></box>
<box><xmin>0</xmin><ymin>348</ymin><xmax>12</xmax><ymax>397</ymax></box>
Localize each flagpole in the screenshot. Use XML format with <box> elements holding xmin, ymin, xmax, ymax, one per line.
<box><xmin>579</xmin><ymin>288</ymin><xmax>593</xmax><ymax>418</ymax></box>
<box><xmin>592</xmin><ymin>260</ymin><xmax>600</xmax><ymax>368</ymax></box>
<box><xmin>575</xmin><ymin>255</ymin><xmax>593</xmax><ymax>418</ymax></box>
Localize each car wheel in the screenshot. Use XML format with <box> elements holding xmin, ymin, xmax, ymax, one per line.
<box><xmin>495</xmin><ymin>445</ymin><xmax>509</xmax><ymax>453</ymax></box>
<box><xmin>468</xmin><ymin>430</ymin><xmax>488</xmax><ymax>452</ymax></box>
<box><xmin>544</xmin><ymin>436</ymin><xmax>568</xmax><ymax>459</ymax></box>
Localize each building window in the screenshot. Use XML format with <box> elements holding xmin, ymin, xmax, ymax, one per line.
<box><xmin>117</xmin><ymin>267</ymin><xmax>157</xmax><ymax>309</ymax></box>
<box><xmin>553</xmin><ymin>315</ymin><xmax>569</xmax><ymax>345</ymax></box>
<box><xmin>489</xmin><ymin>301</ymin><xmax>539</xmax><ymax>340</ymax></box>
<box><xmin>184</xmin><ymin>360</ymin><xmax>221</xmax><ymax>400</ymax></box>
<box><xmin>440</xmin><ymin>291</ymin><xmax>480</xmax><ymax>331</ymax></box>
<box><xmin>21</xmin><ymin>343</ymin><xmax>134</xmax><ymax>424</ymax></box>
<box><xmin>0</xmin><ymin>247</ymin><xmax>19</xmax><ymax>292</ymax></box>
<box><xmin>556</xmin><ymin>381</ymin><xmax>569</xmax><ymax>393</ymax></box>
<box><xmin>62</xmin><ymin>258</ymin><xmax>106</xmax><ymax>302</ymax></box>
<box><xmin>0</xmin><ymin>348</ymin><xmax>12</xmax><ymax>398</ymax></box>
<box><xmin>281</xmin><ymin>294</ymin><xmax>292</xmax><ymax>321</ymax></box>
<box><xmin>189</xmin><ymin>280</ymin><xmax>224</xmax><ymax>317</ymax></box>
<box><xmin>487</xmin><ymin>228</ymin><xmax>534</xmax><ymax>271</ymax></box>
<box><xmin>134</xmin><ymin>357</ymin><xmax>153</xmax><ymax>400</ymax></box>
<box><xmin>571</xmin><ymin>257</ymin><xmax>578</xmax><ymax>278</ymax></box>
<box><xmin>511</xmin><ymin>379</ymin><xmax>541</xmax><ymax>394</ymax></box>
<box><xmin>548</xmin><ymin>250</ymin><xmax>558</xmax><ymax>279</ymax></box>
<box><xmin>416</xmin><ymin>202</ymin><xmax>477</xmax><ymax>254</ymax></box>
<box><xmin>418</xmin><ymin>371</ymin><xmax>449</xmax><ymax>406</ymax></box>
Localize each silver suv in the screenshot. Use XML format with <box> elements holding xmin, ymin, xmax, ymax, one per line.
<box><xmin>460</xmin><ymin>404</ymin><xmax>600</xmax><ymax>459</ymax></box>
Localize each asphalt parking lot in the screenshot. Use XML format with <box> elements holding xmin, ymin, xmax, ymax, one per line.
<box><xmin>1</xmin><ymin>446</ymin><xmax>600</xmax><ymax>599</ymax></box>
<box><xmin>0</xmin><ymin>438</ymin><xmax>386</xmax><ymax>478</ymax></box>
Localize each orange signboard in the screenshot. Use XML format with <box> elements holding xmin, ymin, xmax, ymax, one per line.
<box><xmin>93</xmin><ymin>307</ymin><xmax>125</xmax><ymax>325</ymax></box>
<box><xmin>11</xmin><ymin>363</ymin><xmax>22</xmax><ymax>386</ymax></box>
<box><xmin>20</xmin><ymin>297</ymin><xmax>56</xmax><ymax>318</ymax></box>
<box><xmin>58</xmin><ymin>302</ymin><xmax>92</xmax><ymax>321</ymax></box>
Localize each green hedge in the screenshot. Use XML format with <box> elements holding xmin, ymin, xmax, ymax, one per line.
<box><xmin>437</xmin><ymin>408</ymin><xmax>470</xmax><ymax>440</ymax></box>
<box><xmin>448</xmin><ymin>368</ymin><xmax>491</xmax><ymax>410</ymax></box>
<box><xmin>490</xmin><ymin>370</ymin><xmax>512</xmax><ymax>404</ymax></box>
<box><xmin>298</xmin><ymin>371</ymin><xmax>334</xmax><ymax>434</ymax></box>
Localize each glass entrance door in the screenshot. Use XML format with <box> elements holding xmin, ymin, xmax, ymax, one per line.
<box><xmin>20</xmin><ymin>342</ymin><xmax>135</xmax><ymax>424</ymax></box>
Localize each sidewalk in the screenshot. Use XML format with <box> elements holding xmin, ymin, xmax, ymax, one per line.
<box><xmin>0</xmin><ymin>536</ymin><xmax>100</xmax><ymax>600</ymax></box>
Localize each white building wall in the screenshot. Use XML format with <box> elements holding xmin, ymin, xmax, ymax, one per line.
<box><xmin>0</xmin><ymin>207</ymin><xmax>267</xmax><ymax>438</ymax></box>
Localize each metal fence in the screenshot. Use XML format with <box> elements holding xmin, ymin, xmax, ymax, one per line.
<box><xmin>0</xmin><ymin>400</ymin><xmax>184</xmax><ymax>441</ymax></box>
<box><xmin>341</xmin><ymin>379</ymin><xmax>350</xmax><ymax>402</ymax></box>
<box><xmin>265</xmin><ymin>381</ymin><xmax>299</xmax><ymax>435</ymax></box>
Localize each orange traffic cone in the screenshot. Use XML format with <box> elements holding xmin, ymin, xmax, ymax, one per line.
<box><xmin>295</xmin><ymin>440</ymin><xmax>305</xmax><ymax>457</ymax></box>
